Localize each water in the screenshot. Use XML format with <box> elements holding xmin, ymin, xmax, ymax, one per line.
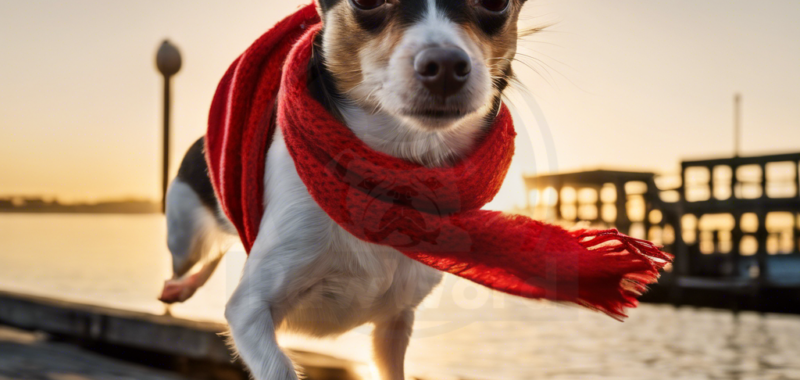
<box><xmin>1</xmin><ymin>214</ymin><xmax>799</xmax><ymax>380</ymax></box>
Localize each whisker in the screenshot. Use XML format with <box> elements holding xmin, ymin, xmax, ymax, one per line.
<box><xmin>509</xmin><ymin>57</ymin><xmax>556</xmax><ymax>88</ymax></box>
<box><xmin>513</xmin><ymin>52</ymin><xmax>590</xmax><ymax>93</ymax></box>
<box><xmin>513</xmin><ymin>54</ymin><xmax>559</xmax><ymax>85</ymax></box>
<box><xmin>516</xmin><ymin>49</ymin><xmax>575</xmax><ymax>72</ymax></box>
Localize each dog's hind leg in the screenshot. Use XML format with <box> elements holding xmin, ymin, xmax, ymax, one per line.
<box><xmin>373</xmin><ymin>309</ymin><xmax>415</xmax><ymax>380</ymax></box>
<box><xmin>161</xmin><ymin>137</ymin><xmax>236</xmax><ymax>304</ymax></box>
<box><xmin>165</xmin><ymin>179</ymin><xmax>214</xmax><ymax>278</ymax></box>
<box><xmin>161</xmin><ymin>178</ymin><xmax>231</xmax><ymax>303</ymax></box>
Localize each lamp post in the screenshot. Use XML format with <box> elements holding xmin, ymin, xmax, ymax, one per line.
<box><xmin>156</xmin><ymin>40</ymin><xmax>182</xmax><ymax>213</ymax></box>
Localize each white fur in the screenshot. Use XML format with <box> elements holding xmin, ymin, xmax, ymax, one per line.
<box><xmin>225</xmin><ymin>127</ymin><xmax>444</xmax><ymax>380</ymax></box>
<box><xmin>166</xmin><ymin>179</ymin><xmax>234</xmax><ymax>277</ymax></box>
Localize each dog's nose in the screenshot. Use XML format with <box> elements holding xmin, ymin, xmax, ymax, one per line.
<box><xmin>414</xmin><ymin>47</ymin><xmax>471</xmax><ymax>99</ymax></box>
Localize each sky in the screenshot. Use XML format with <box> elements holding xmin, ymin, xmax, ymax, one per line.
<box><xmin>0</xmin><ymin>0</ymin><xmax>799</xmax><ymax>204</ymax></box>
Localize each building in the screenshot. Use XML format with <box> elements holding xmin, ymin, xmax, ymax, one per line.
<box><xmin>673</xmin><ymin>152</ymin><xmax>800</xmax><ymax>311</ymax></box>
<box><xmin>523</xmin><ymin>153</ymin><xmax>800</xmax><ymax>313</ymax></box>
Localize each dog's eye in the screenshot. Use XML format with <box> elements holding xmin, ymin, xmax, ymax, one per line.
<box><xmin>352</xmin><ymin>0</ymin><xmax>385</xmax><ymax>10</ymax></box>
<box><xmin>477</xmin><ymin>0</ymin><xmax>509</xmax><ymax>12</ymax></box>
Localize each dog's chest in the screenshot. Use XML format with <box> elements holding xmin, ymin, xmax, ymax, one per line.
<box><xmin>262</xmin><ymin>129</ymin><xmax>442</xmax><ymax>314</ymax></box>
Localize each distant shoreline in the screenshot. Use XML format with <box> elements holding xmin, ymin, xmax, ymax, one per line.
<box><xmin>0</xmin><ymin>199</ymin><xmax>160</xmax><ymax>214</ymax></box>
<box><xmin>0</xmin><ymin>209</ymin><xmax>159</xmax><ymax>215</ymax></box>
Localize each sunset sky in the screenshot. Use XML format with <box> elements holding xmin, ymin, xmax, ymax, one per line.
<box><xmin>1</xmin><ymin>0</ymin><xmax>799</xmax><ymax>204</ymax></box>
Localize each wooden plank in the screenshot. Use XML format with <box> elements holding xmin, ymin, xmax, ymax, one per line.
<box><xmin>0</xmin><ymin>290</ymin><xmax>372</xmax><ymax>380</ymax></box>
<box><xmin>0</xmin><ymin>325</ymin><xmax>192</xmax><ymax>380</ymax></box>
<box><xmin>0</xmin><ymin>290</ymin><xmax>231</xmax><ymax>362</ymax></box>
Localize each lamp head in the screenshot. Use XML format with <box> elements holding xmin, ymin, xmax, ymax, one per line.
<box><xmin>156</xmin><ymin>40</ymin><xmax>182</xmax><ymax>77</ymax></box>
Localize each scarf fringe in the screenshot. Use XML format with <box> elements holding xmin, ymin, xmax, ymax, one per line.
<box><xmin>570</xmin><ymin>228</ymin><xmax>674</xmax><ymax>320</ymax></box>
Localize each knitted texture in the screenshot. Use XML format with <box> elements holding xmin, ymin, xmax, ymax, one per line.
<box><xmin>206</xmin><ymin>3</ymin><xmax>672</xmax><ymax>319</ymax></box>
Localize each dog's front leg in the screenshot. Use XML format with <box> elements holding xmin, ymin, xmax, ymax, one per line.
<box><xmin>373</xmin><ymin>309</ymin><xmax>415</xmax><ymax>380</ymax></box>
<box><xmin>225</xmin><ymin>248</ymin><xmax>297</xmax><ymax>380</ymax></box>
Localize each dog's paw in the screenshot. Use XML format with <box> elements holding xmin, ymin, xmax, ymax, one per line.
<box><xmin>158</xmin><ymin>275</ymin><xmax>200</xmax><ymax>304</ymax></box>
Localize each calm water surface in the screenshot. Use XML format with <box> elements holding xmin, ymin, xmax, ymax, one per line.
<box><xmin>0</xmin><ymin>214</ymin><xmax>799</xmax><ymax>380</ymax></box>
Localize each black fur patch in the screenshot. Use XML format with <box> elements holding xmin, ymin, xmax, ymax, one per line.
<box><xmin>307</xmin><ymin>32</ymin><xmax>345</xmax><ymax>121</ymax></box>
<box><xmin>394</xmin><ymin>0</ymin><xmax>429</xmax><ymax>27</ymax></box>
<box><xmin>345</xmin><ymin>0</ymin><xmax>429</xmax><ymax>32</ymax></box>
<box><xmin>484</xmin><ymin>93</ymin><xmax>503</xmax><ymax>127</ymax></box>
<box><xmin>493</xmin><ymin>63</ymin><xmax>512</xmax><ymax>93</ymax></box>
<box><xmin>176</xmin><ymin>137</ymin><xmax>218</xmax><ymax>213</ymax></box>
<box><xmin>435</xmin><ymin>0</ymin><xmax>510</xmax><ymax>36</ymax></box>
<box><xmin>353</xmin><ymin>6</ymin><xmax>391</xmax><ymax>31</ymax></box>
<box><xmin>473</xmin><ymin>8</ymin><xmax>509</xmax><ymax>36</ymax></box>
<box><xmin>434</xmin><ymin>0</ymin><xmax>471</xmax><ymax>24</ymax></box>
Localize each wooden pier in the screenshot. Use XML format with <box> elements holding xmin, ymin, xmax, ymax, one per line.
<box><xmin>0</xmin><ymin>290</ymin><xmax>362</xmax><ymax>380</ymax></box>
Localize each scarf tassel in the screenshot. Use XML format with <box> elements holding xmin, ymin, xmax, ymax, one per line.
<box><xmin>570</xmin><ymin>228</ymin><xmax>674</xmax><ymax>319</ymax></box>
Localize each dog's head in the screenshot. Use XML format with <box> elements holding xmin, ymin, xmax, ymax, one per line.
<box><xmin>312</xmin><ymin>0</ymin><xmax>526</xmax><ymax>132</ymax></box>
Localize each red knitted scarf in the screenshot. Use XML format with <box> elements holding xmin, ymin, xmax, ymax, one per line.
<box><xmin>206</xmin><ymin>3</ymin><xmax>672</xmax><ymax>319</ymax></box>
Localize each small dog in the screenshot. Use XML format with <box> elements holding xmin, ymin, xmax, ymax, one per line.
<box><xmin>163</xmin><ymin>0</ymin><xmax>530</xmax><ymax>378</ymax></box>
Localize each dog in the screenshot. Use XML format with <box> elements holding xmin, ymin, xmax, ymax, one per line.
<box><xmin>162</xmin><ymin>0</ymin><xmax>530</xmax><ymax>378</ymax></box>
